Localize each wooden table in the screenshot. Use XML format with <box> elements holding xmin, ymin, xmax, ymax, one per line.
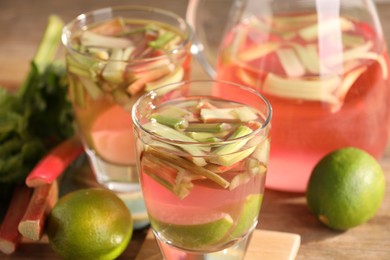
<box><xmin>1</xmin><ymin>0</ymin><xmax>389</xmax><ymax>259</ymax></box>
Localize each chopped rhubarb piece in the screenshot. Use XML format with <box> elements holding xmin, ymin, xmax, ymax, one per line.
<box><xmin>214</xmin><ymin>126</ymin><xmax>253</xmax><ymax>156</ymax></box>
<box><xmin>276</xmin><ymin>48</ymin><xmax>306</xmax><ymax>77</ymax></box>
<box><xmin>0</xmin><ymin>185</ymin><xmax>32</xmax><ymax>255</ymax></box>
<box><xmin>298</xmin><ymin>17</ymin><xmax>355</xmax><ymax>41</ymax></box>
<box><xmin>127</xmin><ymin>64</ymin><xmax>174</xmax><ymax>96</ymax></box>
<box><xmin>238</xmin><ymin>42</ymin><xmax>280</xmax><ymax>62</ymax></box>
<box><xmin>205</xmin><ymin>160</ymin><xmax>244</xmax><ymax>173</ymax></box>
<box><xmin>263</xmin><ymin>73</ymin><xmax>341</xmax><ymax>104</ymax></box>
<box><xmin>102</xmin><ymin>49</ymin><xmax>127</xmax><ymax>84</ymax></box>
<box><xmin>145</xmin><ymin>149</ymin><xmax>230</xmax><ymax>189</ymax></box>
<box><xmin>186</xmin><ymin>123</ymin><xmax>232</xmax><ymax>133</ymax></box>
<box><xmin>78</xmin><ymin>76</ymin><xmax>103</xmax><ymax>100</ymax></box>
<box><xmin>288</xmin><ymin>43</ymin><xmax>320</xmax><ymax>74</ymax></box>
<box><xmin>145</xmin><ymin>67</ymin><xmax>184</xmax><ymax>91</ymax></box>
<box><xmin>186</xmin><ymin>132</ymin><xmax>222</xmax><ymax>142</ymax></box>
<box><xmin>334</xmin><ymin>66</ymin><xmax>367</xmax><ymax>100</ymax></box>
<box><xmin>211</xmin><ymin>145</ymin><xmax>256</xmax><ymax>167</ymax></box>
<box><xmin>148</xmin><ymin>31</ymin><xmax>176</xmax><ymax>49</ymax></box>
<box><xmin>229</xmin><ymin>173</ymin><xmax>251</xmax><ymax>191</ymax></box>
<box><xmin>89</xmin><ymin>17</ymin><xmax>126</xmax><ymax>36</ymax></box>
<box><xmin>200</xmin><ymin>108</ymin><xmax>239</xmax><ymax>123</ymax></box>
<box><xmin>18</xmin><ymin>181</ymin><xmax>58</xmax><ymax>241</ymax></box>
<box><xmin>25</xmin><ymin>137</ymin><xmax>84</xmax><ymax>187</ymax></box>
<box><xmin>81</xmin><ymin>30</ymin><xmax>132</xmax><ymax>49</ymax></box>
<box><xmin>150</xmin><ymin>114</ymin><xmax>189</xmax><ymax>130</ymax></box>
<box><xmin>143</xmin><ymin>122</ymin><xmax>207</xmax><ymax>166</ymax></box>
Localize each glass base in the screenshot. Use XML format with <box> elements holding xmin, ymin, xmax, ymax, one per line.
<box><xmin>86</xmin><ymin>148</ymin><xmax>140</xmax><ymax>193</ymax></box>
<box><xmin>85</xmin><ymin>149</ymin><xmax>150</xmax><ymax>229</ymax></box>
<box><xmin>154</xmin><ymin>230</ymin><xmax>253</xmax><ymax>260</ymax></box>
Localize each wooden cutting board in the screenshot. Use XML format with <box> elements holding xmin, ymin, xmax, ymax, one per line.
<box><xmin>136</xmin><ymin>229</ymin><xmax>301</xmax><ymax>260</ymax></box>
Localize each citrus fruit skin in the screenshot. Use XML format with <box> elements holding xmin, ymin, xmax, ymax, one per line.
<box><xmin>306</xmin><ymin>147</ymin><xmax>385</xmax><ymax>231</ymax></box>
<box><xmin>47</xmin><ymin>188</ymin><xmax>133</xmax><ymax>260</ymax></box>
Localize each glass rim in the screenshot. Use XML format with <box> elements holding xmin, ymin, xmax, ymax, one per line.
<box><xmin>61</xmin><ymin>5</ymin><xmax>193</xmax><ymax>63</ymax></box>
<box><xmin>132</xmin><ymin>79</ymin><xmax>273</xmax><ymax>146</ymax></box>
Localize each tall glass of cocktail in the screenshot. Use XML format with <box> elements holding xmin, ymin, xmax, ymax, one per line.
<box><xmin>62</xmin><ymin>6</ymin><xmax>192</xmax><ymax>195</ymax></box>
<box><xmin>132</xmin><ymin>80</ymin><xmax>272</xmax><ymax>259</ymax></box>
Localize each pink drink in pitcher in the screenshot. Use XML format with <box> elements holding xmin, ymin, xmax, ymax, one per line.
<box><xmin>216</xmin><ymin>12</ymin><xmax>390</xmax><ymax>192</ymax></box>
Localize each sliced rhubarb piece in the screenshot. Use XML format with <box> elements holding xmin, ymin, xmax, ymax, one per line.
<box><xmin>89</xmin><ymin>17</ymin><xmax>126</xmax><ymax>36</ymax></box>
<box><xmin>142</xmin><ymin>151</ymin><xmax>204</xmax><ymax>199</ymax></box>
<box><xmin>25</xmin><ymin>137</ymin><xmax>84</xmax><ymax>187</ymax></box>
<box><xmin>276</xmin><ymin>48</ymin><xmax>306</xmax><ymax>77</ymax></box>
<box><xmin>186</xmin><ymin>132</ymin><xmax>222</xmax><ymax>142</ymax></box>
<box><xmin>78</xmin><ymin>76</ymin><xmax>103</xmax><ymax>100</ymax></box>
<box><xmin>213</xmin><ymin>126</ymin><xmax>253</xmax><ymax>156</ymax></box>
<box><xmin>288</xmin><ymin>43</ymin><xmax>320</xmax><ymax>74</ymax></box>
<box><xmin>238</xmin><ymin>42</ymin><xmax>280</xmax><ymax>62</ymax></box>
<box><xmin>333</xmin><ymin>66</ymin><xmax>367</xmax><ymax>99</ymax></box>
<box><xmin>232</xmin><ymin>106</ymin><xmax>259</xmax><ymax>122</ymax></box>
<box><xmin>127</xmin><ymin>64</ymin><xmax>174</xmax><ymax>96</ymax></box>
<box><xmin>102</xmin><ymin>48</ymin><xmax>126</xmax><ymax>84</ymax></box>
<box><xmin>86</xmin><ymin>47</ymin><xmax>110</xmax><ymax>60</ymax></box>
<box><xmin>205</xmin><ymin>160</ymin><xmax>244</xmax><ymax>174</ymax></box>
<box><xmin>298</xmin><ymin>17</ymin><xmax>355</xmax><ymax>41</ymax></box>
<box><xmin>263</xmin><ymin>73</ymin><xmax>341</xmax><ymax>104</ymax></box>
<box><xmin>18</xmin><ymin>181</ymin><xmax>58</xmax><ymax>241</ymax></box>
<box><xmin>143</xmin><ymin>122</ymin><xmax>207</xmax><ymax>166</ymax></box>
<box><xmin>150</xmin><ymin>114</ymin><xmax>189</xmax><ymax>130</ymax></box>
<box><xmin>145</xmin><ymin>148</ymin><xmax>230</xmax><ymax>189</ymax></box>
<box><xmin>81</xmin><ymin>30</ymin><xmax>132</xmax><ymax>49</ymax></box>
<box><xmin>229</xmin><ymin>173</ymin><xmax>251</xmax><ymax>191</ymax></box>
<box><xmin>0</xmin><ymin>185</ymin><xmax>32</xmax><ymax>255</ymax></box>
<box><xmin>324</xmin><ymin>41</ymin><xmax>373</xmax><ymax>67</ymax></box>
<box><xmin>211</xmin><ymin>146</ymin><xmax>257</xmax><ymax>167</ymax></box>
<box><xmin>186</xmin><ymin>122</ymin><xmax>232</xmax><ymax>133</ymax></box>
<box><xmin>200</xmin><ymin>108</ymin><xmax>238</xmax><ymax>123</ymax></box>
<box><xmin>210</xmin><ymin>126</ymin><xmax>256</xmax><ymax>167</ymax></box>
<box><xmin>148</xmin><ymin>31</ymin><xmax>176</xmax><ymax>49</ymax></box>
<box><xmin>145</xmin><ymin>67</ymin><xmax>184</xmax><ymax>91</ymax></box>
<box><xmin>342</xmin><ymin>33</ymin><xmax>365</xmax><ymax>47</ymax></box>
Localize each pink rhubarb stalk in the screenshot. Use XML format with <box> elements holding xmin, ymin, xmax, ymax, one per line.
<box><xmin>18</xmin><ymin>181</ymin><xmax>58</xmax><ymax>240</ymax></box>
<box><xmin>26</xmin><ymin>136</ymin><xmax>84</xmax><ymax>187</ymax></box>
<box><xmin>0</xmin><ymin>185</ymin><xmax>32</xmax><ymax>255</ymax></box>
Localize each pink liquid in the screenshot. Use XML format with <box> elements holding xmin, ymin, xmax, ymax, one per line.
<box><xmin>136</xmin><ymin>97</ymin><xmax>270</xmax><ymax>252</ymax></box>
<box><xmin>216</xmin><ymin>14</ymin><xmax>390</xmax><ymax>192</ymax></box>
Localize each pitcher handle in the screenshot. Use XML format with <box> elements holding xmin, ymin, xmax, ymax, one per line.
<box><xmin>186</xmin><ymin>0</ymin><xmax>217</xmax><ymax>78</ymax></box>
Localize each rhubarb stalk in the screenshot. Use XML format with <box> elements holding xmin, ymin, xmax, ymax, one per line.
<box><xmin>0</xmin><ymin>185</ymin><xmax>32</xmax><ymax>255</ymax></box>
<box><xmin>18</xmin><ymin>181</ymin><xmax>58</xmax><ymax>241</ymax></box>
<box><xmin>25</xmin><ymin>137</ymin><xmax>84</xmax><ymax>187</ymax></box>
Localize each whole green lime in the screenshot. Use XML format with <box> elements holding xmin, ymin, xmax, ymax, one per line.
<box><xmin>306</xmin><ymin>147</ymin><xmax>385</xmax><ymax>230</ymax></box>
<box><xmin>47</xmin><ymin>188</ymin><xmax>133</xmax><ymax>259</ymax></box>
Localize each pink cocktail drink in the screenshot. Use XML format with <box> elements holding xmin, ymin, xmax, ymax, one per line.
<box><xmin>133</xmin><ymin>80</ymin><xmax>272</xmax><ymax>258</ymax></box>
<box><xmin>216</xmin><ymin>12</ymin><xmax>390</xmax><ymax>192</ymax></box>
<box><xmin>62</xmin><ymin>6</ymin><xmax>192</xmax><ymax>192</ymax></box>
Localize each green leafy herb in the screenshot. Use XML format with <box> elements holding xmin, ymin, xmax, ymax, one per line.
<box><xmin>0</xmin><ymin>15</ymin><xmax>74</xmax><ymax>184</ymax></box>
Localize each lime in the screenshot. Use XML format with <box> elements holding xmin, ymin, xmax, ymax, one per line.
<box><xmin>47</xmin><ymin>188</ymin><xmax>133</xmax><ymax>259</ymax></box>
<box><xmin>306</xmin><ymin>147</ymin><xmax>385</xmax><ymax>230</ymax></box>
<box><xmin>151</xmin><ymin>213</ymin><xmax>233</xmax><ymax>249</ymax></box>
<box><xmin>230</xmin><ymin>194</ymin><xmax>263</xmax><ymax>238</ymax></box>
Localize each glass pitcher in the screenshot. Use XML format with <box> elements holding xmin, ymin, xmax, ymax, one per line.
<box><xmin>187</xmin><ymin>0</ymin><xmax>390</xmax><ymax>192</ymax></box>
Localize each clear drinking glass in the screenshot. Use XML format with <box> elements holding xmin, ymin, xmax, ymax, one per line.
<box><xmin>132</xmin><ymin>80</ymin><xmax>272</xmax><ymax>259</ymax></box>
<box><xmin>62</xmin><ymin>6</ymin><xmax>193</xmax><ymax>194</ymax></box>
<box><xmin>187</xmin><ymin>0</ymin><xmax>390</xmax><ymax>192</ymax></box>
